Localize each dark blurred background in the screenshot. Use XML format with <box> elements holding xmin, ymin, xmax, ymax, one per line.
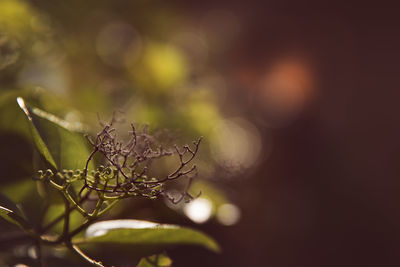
<box><xmin>1</xmin><ymin>0</ymin><xmax>400</xmax><ymax>266</ymax></box>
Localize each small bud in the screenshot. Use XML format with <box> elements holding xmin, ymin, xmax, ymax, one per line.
<box><xmin>45</xmin><ymin>169</ymin><xmax>53</xmax><ymax>177</ymax></box>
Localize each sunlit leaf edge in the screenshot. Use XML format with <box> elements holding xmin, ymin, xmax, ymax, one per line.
<box><xmin>75</xmin><ymin>219</ymin><xmax>220</xmax><ymax>253</ymax></box>
<box><xmin>0</xmin><ymin>206</ymin><xmax>32</xmax><ymax>231</ymax></box>
<box><xmin>17</xmin><ymin>97</ymin><xmax>58</xmax><ymax>170</ymax></box>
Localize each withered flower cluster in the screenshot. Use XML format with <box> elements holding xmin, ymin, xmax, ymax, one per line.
<box><xmin>31</xmin><ymin>114</ymin><xmax>202</xmax><ymax>267</ymax></box>
<box><xmin>37</xmin><ymin>113</ymin><xmax>202</xmax><ymax>207</ymax></box>
<box><xmin>81</xmin><ymin>114</ymin><xmax>202</xmax><ymax>203</ymax></box>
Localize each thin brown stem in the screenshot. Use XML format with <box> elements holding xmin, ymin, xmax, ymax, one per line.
<box><xmin>70</xmin><ymin>244</ymin><xmax>105</xmax><ymax>267</ymax></box>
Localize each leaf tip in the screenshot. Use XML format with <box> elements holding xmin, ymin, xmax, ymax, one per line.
<box><xmin>16</xmin><ymin>97</ymin><xmax>32</xmax><ymax>120</ymax></box>
<box><xmin>207</xmin><ymin>239</ymin><xmax>221</xmax><ymax>253</ymax></box>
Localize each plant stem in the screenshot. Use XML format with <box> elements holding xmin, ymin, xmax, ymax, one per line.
<box><xmin>35</xmin><ymin>239</ymin><xmax>46</xmax><ymax>267</ymax></box>
<box><xmin>70</xmin><ymin>244</ymin><xmax>105</xmax><ymax>267</ymax></box>
<box><xmin>98</xmin><ymin>199</ymin><xmax>119</xmax><ymax>216</ymax></box>
<box><xmin>69</xmin><ymin>217</ymin><xmax>95</xmax><ymax>238</ymax></box>
<box><xmin>41</xmin><ymin>189</ymin><xmax>92</xmax><ymax>234</ymax></box>
<box><xmin>40</xmin><ymin>206</ymin><xmax>75</xmax><ymax>234</ymax></box>
<box><xmin>59</xmin><ymin>190</ymin><xmax>70</xmax><ymax>241</ymax></box>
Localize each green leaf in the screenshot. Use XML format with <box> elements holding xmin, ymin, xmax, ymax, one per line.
<box><xmin>137</xmin><ymin>253</ymin><xmax>172</xmax><ymax>267</ymax></box>
<box><xmin>0</xmin><ymin>192</ymin><xmax>31</xmax><ymax>231</ymax></box>
<box><xmin>17</xmin><ymin>97</ymin><xmax>57</xmax><ymax>169</ymax></box>
<box><xmin>16</xmin><ymin>97</ymin><xmax>92</xmax><ymax>170</ymax></box>
<box><xmin>76</xmin><ymin>219</ymin><xmax>220</xmax><ymax>253</ymax></box>
<box><xmin>1</xmin><ymin>179</ymin><xmax>37</xmax><ymax>203</ymax></box>
<box><xmin>0</xmin><ymin>90</ymin><xmax>31</xmax><ymax>140</ymax></box>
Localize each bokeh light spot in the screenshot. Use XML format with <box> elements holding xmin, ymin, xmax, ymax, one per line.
<box><xmin>211</xmin><ymin>118</ymin><xmax>262</xmax><ymax>171</ymax></box>
<box><xmin>216</xmin><ymin>203</ymin><xmax>241</xmax><ymax>226</ymax></box>
<box><xmin>183</xmin><ymin>198</ymin><xmax>213</xmax><ymax>224</ymax></box>
<box><xmin>259</xmin><ymin>58</ymin><xmax>314</xmax><ymax>120</ymax></box>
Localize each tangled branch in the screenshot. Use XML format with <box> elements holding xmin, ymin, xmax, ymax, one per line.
<box><xmin>36</xmin><ymin>112</ymin><xmax>202</xmax><ymax>218</ymax></box>
<box><xmin>32</xmin><ymin>113</ymin><xmax>202</xmax><ymax>266</ymax></box>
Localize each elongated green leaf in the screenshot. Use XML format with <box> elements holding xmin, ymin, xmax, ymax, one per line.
<box><xmin>137</xmin><ymin>253</ymin><xmax>172</xmax><ymax>267</ymax></box>
<box><xmin>77</xmin><ymin>219</ymin><xmax>220</xmax><ymax>252</ymax></box>
<box><xmin>17</xmin><ymin>97</ymin><xmax>92</xmax><ymax>170</ymax></box>
<box><xmin>17</xmin><ymin>97</ymin><xmax>57</xmax><ymax>169</ymax></box>
<box><xmin>0</xmin><ymin>193</ymin><xmax>31</xmax><ymax>231</ymax></box>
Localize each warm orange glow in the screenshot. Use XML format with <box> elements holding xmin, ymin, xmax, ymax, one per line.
<box><xmin>259</xmin><ymin>58</ymin><xmax>315</xmax><ymax>117</ymax></box>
